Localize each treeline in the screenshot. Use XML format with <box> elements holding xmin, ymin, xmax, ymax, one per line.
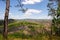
<box><xmin>0</xmin><ymin>20</ymin><xmax>4</xmax><ymax>25</ymax></box>
<box><xmin>0</xmin><ymin>19</ymin><xmax>15</xmax><ymax>25</ymax></box>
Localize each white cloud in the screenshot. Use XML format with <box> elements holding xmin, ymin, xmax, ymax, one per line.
<box><xmin>23</xmin><ymin>9</ymin><xmax>42</xmax><ymax>17</ymax></box>
<box><xmin>9</xmin><ymin>13</ymin><xmax>20</xmax><ymax>19</ymax></box>
<box><xmin>7</xmin><ymin>11</ymin><xmax>52</xmax><ymax>19</ymax></box>
<box><xmin>37</xmin><ymin>16</ymin><xmax>52</xmax><ymax>19</ymax></box>
<box><xmin>0</xmin><ymin>11</ymin><xmax>52</xmax><ymax>19</ymax></box>
<box><xmin>8</xmin><ymin>9</ymin><xmax>42</xmax><ymax>19</ymax></box>
<box><xmin>22</xmin><ymin>0</ymin><xmax>42</xmax><ymax>4</ymax></box>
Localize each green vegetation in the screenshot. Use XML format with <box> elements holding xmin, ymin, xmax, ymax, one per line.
<box><xmin>0</xmin><ymin>19</ymin><xmax>60</xmax><ymax>40</ymax></box>
<box><xmin>48</xmin><ymin>0</ymin><xmax>60</xmax><ymax>37</ymax></box>
<box><xmin>0</xmin><ymin>34</ymin><xmax>3</xmax><ymax>40</ymax></box>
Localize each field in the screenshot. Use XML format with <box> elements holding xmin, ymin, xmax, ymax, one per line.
<box><xmin>0</xmin><ymin>19</ymin><xmax>60</xmax><ymax>40</ymax></box>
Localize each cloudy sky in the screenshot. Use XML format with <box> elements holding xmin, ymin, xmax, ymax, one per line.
<box><xmin>0</xmin><ymin>0</ymin><xmax>52</xmax><ymax>19</ymax></box>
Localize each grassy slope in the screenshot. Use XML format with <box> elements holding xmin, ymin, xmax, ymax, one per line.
<box><xmin>0</xmin><ymin>20</ymin><xmax>60</xmax><ymax>40</ymax></box>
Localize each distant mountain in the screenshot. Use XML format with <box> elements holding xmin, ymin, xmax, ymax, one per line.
<box><xmin>15</xmin><ymin>19</ymin><xmax>52</xmax><ymax>24</ymax></box>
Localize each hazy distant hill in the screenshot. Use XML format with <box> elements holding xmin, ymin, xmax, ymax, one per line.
<box><xmin>15</xmin><ymin>19</ymin><xmax>52</xmax><ymax>24</ymax></box>
<box><xmin>0</xmin><ymin>19</ymin><xmax>52</xmax><ymax>26</ymax></box>
<box><xmin>0</xmin><ymin>19</ymin><xmax>15</xmax><ymax>25</ymax></box>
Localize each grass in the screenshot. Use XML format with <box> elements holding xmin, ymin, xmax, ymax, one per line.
<box><xmin>0</xmin><ymin>33</ymin><xmax>60</xmax><ymax>40</ymax></box>
<box><xmin>0</xmin><ymin>34</ymin><xmax>3</xmax><ymax>40</ymax></box>
<box><xmin>0</xmin><ymin>20</ymin><xmax>60</xmax><ymax>40</ymax></box>
<box><xmin>8</xmin><ymin>32</ymin><xmax>32</xmax><ymax>39</ymax></box>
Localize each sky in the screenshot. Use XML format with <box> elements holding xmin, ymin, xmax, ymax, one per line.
<box><xmin>0</xmin><ymin>0</ymin><xmax>52</xmax><ymax>19</ymax></box>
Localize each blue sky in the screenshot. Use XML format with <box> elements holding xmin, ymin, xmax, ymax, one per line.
<box><xmin>0</xmin><ymin>0</ymin><xmax>52</xmax><ymax>19</ymax></box>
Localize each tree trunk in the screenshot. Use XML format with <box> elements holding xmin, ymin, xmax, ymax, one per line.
<box><xmin>3</xmin><ymin>0</ymin><xmax>10</xmax><ymax>39</ymax></box>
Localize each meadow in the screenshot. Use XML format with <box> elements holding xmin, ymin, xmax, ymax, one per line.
<box><xmin>0</xmin><ymin>19</ymin><xmax>60</xmax><ymax>40</ymax></box>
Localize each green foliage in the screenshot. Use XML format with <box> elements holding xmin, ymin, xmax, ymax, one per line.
<box><xmin>0</xmin><ymin>19</ymin><xmax>60</xmax><ymax>40</ymax></box>
<box><xmin>0</xmin><ymin>19</ymin><xmax>15</xmax><ymax>26</ymax></box>
<box><xmin>0</xmin><ymin>20</ymin><xmax>3</xmax><ymax>26</ymax></box>
<box><xmin>28</xmin><ymin>25</ymin><xmax>35</xmax><ymax>31</ymax></box>
<box><xmin>48</xmin><ymin>0</ymin><xmax>60</xmax><ymax>36</ymax></box>
<box><xmin>0</xmin><ymin>34</ymin><xmax>3</xmax><ymax>40</ymax></box>
<box><xmin>8</xmin><ymin>32</ymin><xmax>32</xmax><ymax>39</ymax></box>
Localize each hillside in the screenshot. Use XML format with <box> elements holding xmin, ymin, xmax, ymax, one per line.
<box><xmin>0</xmin><ymin>19</ymin><xmax>59</xmax><ymax>40</ymax></box>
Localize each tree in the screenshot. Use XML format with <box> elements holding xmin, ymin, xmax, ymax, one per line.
<box><xmin>0</xmin><ymin>0</ymin><xmax>26</xmax><ymax>39</ymax></box>
<box><xmin>48</xmin><ymin>0</ymin><xmax>60</xmax><ymax>36</ymax></box>
<box><xmin>3</xmin><ymin>0</ymin><xmax>10</xmax><ymax>39</ymax></box>
<box><xmin>15</xmin><ymin>0</ymin><xmax>28</xmax><ymax>13</ymax></box>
